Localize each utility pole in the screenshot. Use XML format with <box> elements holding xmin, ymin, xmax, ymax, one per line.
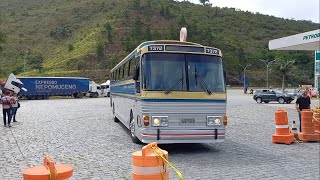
<box><xmin>239</xmin><ymin>64</ymin><xmax>251</xmax><ymax>94</ymax></box>
<box><xmin>260</xmin><ymin>59</ymin><xmax>276</xmax><ymax>88</ymax></box>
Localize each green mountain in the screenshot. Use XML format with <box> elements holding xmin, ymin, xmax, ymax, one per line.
<box><xmin>0</xmin><ymin>0</ymin><xmax>318</xmax><ymax>86</ymax></box>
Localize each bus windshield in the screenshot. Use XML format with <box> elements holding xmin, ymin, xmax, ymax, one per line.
<box><xmin>142</xmin><ymin>53</ymin><xmax>225</xmax><ymax>92</ymax></box>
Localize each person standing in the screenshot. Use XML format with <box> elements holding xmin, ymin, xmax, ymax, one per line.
<box><xmin>11</xmin><ymin>93</ymin><xmax>19</xmax><ymax>122</ymax></box>
<box><xmin>295</xmin><ymin>90</ymin><xmax>311</xmax><ymax>132</ymax></box>
<box><xmin>1</xmin><ymin>91</ymin><xmax>15</xmax><ymax>127</ymax></box>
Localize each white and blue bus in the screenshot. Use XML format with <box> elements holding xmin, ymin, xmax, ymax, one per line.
<box><xmin>110</xmin><ymin>38</ymin><xmax>227</xmax><ymax>144</ymax></box>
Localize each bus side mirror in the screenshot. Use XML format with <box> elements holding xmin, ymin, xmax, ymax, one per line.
<box><xmin>133</xmin><ymin>64</ymin><xmax>140</xmax><ymax>81</ymax></box>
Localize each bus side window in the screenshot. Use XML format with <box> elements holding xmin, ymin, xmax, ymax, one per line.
<box><xmin>125</xmin><ymin>62</ymin><xmax>130</xmax><ymax>79</ymax></box>
<box><xmin>127</xmin><ymin>61</ymin><xmax>131</xmax><ymax>78</ymax></box>
<box><xmin>117</xmin><ymin>68</ymin><xmax>121</xmax><ymax>80</ymax></box>
<box><xmin>129</xmin><ymin>59</ymin><xmax>135</xmax><ymax>78</ymax></box>
<box><xmin>133</xmin><ymin>62</ymin><xmax>140</xmax><ymax>81</ymax></box>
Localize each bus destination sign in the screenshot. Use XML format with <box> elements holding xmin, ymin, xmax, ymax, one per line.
<box><xmin>148</xmin><ymin>45</ymin><xmax>164</xmax><ymax>51</ymax></box>
<box><xmin>206</xmin><ymin>48</ymin><xmax>220</xmax><ymax>55</ymax></box>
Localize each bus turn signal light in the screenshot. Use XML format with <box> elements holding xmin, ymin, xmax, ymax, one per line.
<box><xmin>223</xmin><ymin>116</ymin><xmax>228</xmax><ymax>126</ymax></box>
<box><xmin>143</xmin><ymin>116</ymin><xmax>150</xmax><ymax>126</ymax></box>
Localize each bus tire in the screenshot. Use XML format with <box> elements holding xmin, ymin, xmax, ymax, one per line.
<box><xmin>113</xmin><ymin>104</ymin><xmax>119</xmax><ymax>122</ymax></box>
<box><xmin>107</xmin><ymin>92</ymin><xmax>110</xmax><ymax>97</ymax></box>
<box><xmin>129</xmin><ymin>111</ymin><xmax>142</xmax><ymax>144</ymax></box>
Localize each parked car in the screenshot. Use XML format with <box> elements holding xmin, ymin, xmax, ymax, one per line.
<box><xmin>286</xmin><ymin>89</ymin><xmax>303</xmax><ymax>97</ymax></box>
<box><xmin>253</xmin><ymin>89</ymin><xmax>295</xmax><ymax>104</ymax></box>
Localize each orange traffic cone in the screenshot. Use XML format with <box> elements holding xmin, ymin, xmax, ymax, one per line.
<box><xmin>272</xmin><ymin>109</ymin><xmax>294</xmax><ymax>144</ymax></box>
<box><xmin>132</xmin><ymin>142</ymin><xmax>169</xmax><ymax>180</ymax></box>
<box><xmin>23</xmin><ymin>156</ymin><xmax>73</xmax><ymax>180</ymax></box>
<box><xmin>298</xmin><ymin>110</ymin><xmax>320</xmax><ymax>142</ymax></box>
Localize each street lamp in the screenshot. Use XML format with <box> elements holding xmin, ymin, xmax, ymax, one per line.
<box><xmin>260</xmin><ymin>59</ymin><xmax>276</xmax><ymax>88</ymax></box>
<box><xmin>239</xmin><ymin>64</ymin><xmax>251</xmax><ymax>94</ymax></box>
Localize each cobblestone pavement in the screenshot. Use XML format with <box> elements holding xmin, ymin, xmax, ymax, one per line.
<box><xmin>0</xmin><ymin>90</ymin><xmax>319</xmax><ymax>180</ymax></box>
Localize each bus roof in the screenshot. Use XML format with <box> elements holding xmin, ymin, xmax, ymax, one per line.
<box><xmin>110</xmin><ymin>40</ymin><xmax>221</xmax><ymax>73</ymax></box>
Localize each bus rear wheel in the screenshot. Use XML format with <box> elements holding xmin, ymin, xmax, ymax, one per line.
<box><xmin>129</xmin><ymin>111</ymin><xmax>141</xmax><ymax>144</ymax></box>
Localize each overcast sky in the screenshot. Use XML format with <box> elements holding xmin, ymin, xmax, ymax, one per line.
<box><xmin>178</xmin><ymin>0</ymin><xmax>320</xmax><ymax>23</ymax></box>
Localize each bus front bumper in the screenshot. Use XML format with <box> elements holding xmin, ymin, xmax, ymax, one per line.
<box><xmin>140</xmin><ymin>128</ymin><xmax>225</xmax><ymax>144</ymax></box>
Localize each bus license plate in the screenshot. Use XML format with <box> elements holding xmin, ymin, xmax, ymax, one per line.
<box><xmin>180</xmin><ymin>118</ymin><xmax>195</xmax><ymax>125</ymax></box>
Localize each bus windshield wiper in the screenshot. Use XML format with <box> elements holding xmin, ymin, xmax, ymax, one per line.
<box><xmin>194</xmin><ymin>66</ymin><xmax>212</xmax><ymax>95</ymax></box>
<box><xmin>165</xmin><ymin>68</ymin><xmax>184</xmax><ymax>94</ymax></box>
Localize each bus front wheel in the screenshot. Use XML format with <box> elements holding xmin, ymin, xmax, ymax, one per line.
<box><xmin>130</xmin><ymin>111</ymin><xmax>141</xmax><ymax>144</ymax></box>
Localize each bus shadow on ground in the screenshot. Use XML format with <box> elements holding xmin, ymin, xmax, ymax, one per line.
<box><xmin>116</xmin><ymin>121</ymin><xmax>219</xmax><ymax>153</ymax></box>
<box><xmin>158</xmin><ymin>144</ymin><xmax>215</xmax><ymax>154</ymax></box>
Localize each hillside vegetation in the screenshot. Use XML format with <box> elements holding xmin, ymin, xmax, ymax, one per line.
<box><xmin>0</xmin><ymin>0</ymin><xmax>318</xmax><ymax>86</ymax></box>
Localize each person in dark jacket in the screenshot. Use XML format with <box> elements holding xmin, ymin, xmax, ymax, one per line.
<box><xmin>295</xmin><ymin>90</ymin><xmax>311</xmax><ymax>132</ymax></box>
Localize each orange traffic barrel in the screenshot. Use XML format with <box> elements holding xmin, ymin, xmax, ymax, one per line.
<box><xmin>313</xmin><ymin>111</ymin><xmax>320</xmax><ymax>134</ymax></box>
<box><xmin>23</xmin><ymin>156</ymin><xmax>73</xmax><ymax>180</ymax></box>
<box><xmin>298</xmin><ymin>110</ymin><xmax>320</xmax><ymax>142</ymax></box>
<box><xmin>132</xmin><ymin>142</ymin><xmax>169</xmax><ymax>180</ymax></box>
<box><xmin>272</xmin><ymin>109</ymin><xmax>294</xmax><ymax>144</ymax></box>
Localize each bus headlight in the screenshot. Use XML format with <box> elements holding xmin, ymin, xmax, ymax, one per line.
<box><xmin>153</xmin><ymin>118</ymin><xmax>161</xmax><ymax>126</ymax></box>
<box><xmin>207</xmin><ymin>116</ymin><xmax>221</xmax><ymax>126</ymax></box>
<box><xmin>214</xmin><ymin>118</ymin><xmax>221</xmax><ymax>125</ymax></box>
<box><xmin>152</xmin><ymin>116</ymin><xmax>168</xmax><ymax>127</ymax></box>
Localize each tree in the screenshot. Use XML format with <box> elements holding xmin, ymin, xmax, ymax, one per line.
<box><xmin>131</xmin><ymin>18</ymin><xmax>143</xmax><ymax>42</ymax></box>
<box><xmin>124</xmin><ymin>36</ymin><xmax>133</xmax><ymax>52</ymax></box>
<box><xmin>164</xmin><ymin>6</ymin><xmax>171</xmax><ymax>19</ymax></box>
<box><xmin>27</xmin><ymin>53</ymin><xmax>44</xmax><ymax>72</ymax></box>
<box><xmin>199</xmin><ymin>0</ymin><xmax>210</xmax><ymax>6</ymax></box>
<box><xmin>104</xmin><ymin>23</ymin><xmax>113</xmax><ymax>43</ymax></box>
<box><xmin>132</xmin><ymin>0</ymin><xmax>140</xmax><ymax>9</ymax></box>
<box><xmin>0</xmin><ymin>31</ymin><xmax>5</xmax><ymax>51</ymax></box>
<box><xmin>160</xmin><ymin>5</ymin><xmax>165</xmax><ymax>17</ymax></box>
<box><xmin>96</xmin><ymin>42</ymin><xmax>105</xmax><ymax>57</ymax></box>
<box><xmin>145</xmin><ymin>26</ymin><xmax>152</xmax><ymax>41</ymax></box>
<box><xmin>274</xmin><ymin>58</ymin><xmax>295</xmax><ymax>91</ymax></box>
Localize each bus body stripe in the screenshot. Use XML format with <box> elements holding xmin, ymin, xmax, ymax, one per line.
<box><xmin>276</xmin><ymin>125</ymin><xmax>289</xmax><ymax>128</ymax></box>
<box><xmin>111</xmin><ymin>93</ymin><xmax>226</xmax><ymax>103</ymax></box>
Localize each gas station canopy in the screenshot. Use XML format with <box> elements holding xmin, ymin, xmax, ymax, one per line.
<box><xmin>269</xmin><ymin>29</ymin><xmax>320</xmax><ymax>51</ymax></box>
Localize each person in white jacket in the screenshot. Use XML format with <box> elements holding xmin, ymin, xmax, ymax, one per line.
<box><xmin>1</xmin><ymin>91</ymin><xmax>15</xmax><ymax>127</ymax></box>
<box><xmin>11</xmin><ymin>93</ymin><xmax>19</xmax><ymax>122</ymax></box>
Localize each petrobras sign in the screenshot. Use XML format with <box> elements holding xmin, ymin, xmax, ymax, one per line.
<box><xmin>303</xmin><ymin>32</ymin><xmax>320</xmax><ymax>40</ymax></box>
<box><xmin>315</xmin><ymin>51</ymin><xmax>320</xmax><ymax>75</ymax></box>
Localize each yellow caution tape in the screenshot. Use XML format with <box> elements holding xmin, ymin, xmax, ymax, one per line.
<box><xmin>290</xmin><ymin>131</ymin><xmax>319</xmax><ymax>151</ymax></box>
<box><xmin>151</xmin><ymin>144</ymin><xmax>184</xmax><ymax>180</ymax></box>
<box><xmin>47</xmin><ymin>168</ymin><xmax>52</xmax><ymax>180</ymax></box>
<box><xmin>46</xmin><ymin>160</ymin><xmax>59</xmax><ymax>180</ymax></box>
